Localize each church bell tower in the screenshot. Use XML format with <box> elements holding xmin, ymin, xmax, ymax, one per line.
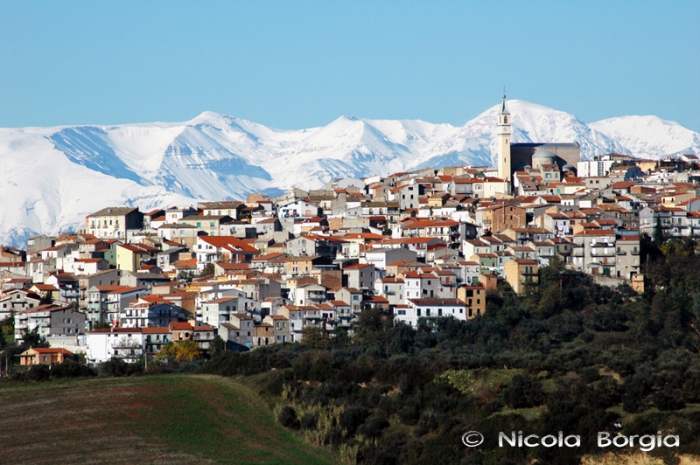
<box><xmin>497</xmin><ymin>91</ymin><xmax>512</xmax><ymax>186</ymax></box>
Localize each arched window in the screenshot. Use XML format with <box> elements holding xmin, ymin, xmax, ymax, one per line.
<box><xmin>504</xmin><ymin>116</ymin><xmax>508</xmax><ymax>124</ymax></box>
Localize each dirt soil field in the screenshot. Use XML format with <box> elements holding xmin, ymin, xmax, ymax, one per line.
<box><xmin>0</xmin><ymin>375</ymin><xmax>339</xmax><ymax>465</ymax></box>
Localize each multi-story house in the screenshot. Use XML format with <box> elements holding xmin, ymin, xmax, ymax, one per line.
<box><xmin>77</xmin><ymin>269</ymin><xmax>123</xmax><ymax>311</ymax></box>
<box><xmin>105</xmin><ymin>286</ymin><xmax>149</xmax><ymax>326</ymax></box>
<box><xmin>615</xmin><ymin>235</ymin><xmax>641</xmax><ymax>279</ymax></box>
<box><xmin>343</xmin><ymin>263</ymin><xmax>375</xmax><ymax>290</ymax></box>
<box><xmin>201</xmin><ymin>296</ymin><xmax>241</xmax><ymax>326</ymax></box>
<box><xmin>457</xmin><ymin>285</ymin><xmax>486</xmax><ymax>319</ymax></box>
<box><xmin>402</xmin><ymin>272</ymin><xmax>454</xmax><ymax>300</ymax></box>
<box><xmin>0</xmin><ymin>289</ymin><xmax>41</xmax><ymax>320</ymax></box>
<box><xmin>195</xmin><ymin>236</ymin><xmax>260</xmax><ymax>272</ymax></box>
<box><xmin>262</xmin><ymin>315</ymin><xmax>291</xmax><ymax>344</ymax></box>
<box><xmin>180</xmin><ymin>215</ymin><xmax>233</xmax><ymax>237</ymax></box>
<box><xmin>395</xmin><ymin>298</ymin><xmax>467</xmax><ymax>327</ymax></box>
<box><xmin>504</xmin><ymin>259</ymin><xmax>539</xmax><ymax>294</ymax></box>
<box><xmin>570</xmin><ymin>229</ymin><xmax>617</xmax><ymax>277</ymax></box>
<box><xmin>374</xmin><ymin>277</ymin><xmax>405</xmax><ymax>306</ymax></box>
<box><xmin>85</xmin><ymin>207</ymin><xmax>143</xmax><ymax>240</ymax></box>
<box><xmin>14</xmin><ymin>303</ymin><xmax>86</xmax><ymax>343</ymax></box>
<box><xmin>86</xmin><ymin>328</ymin><xmax>144</xmax><ymax>364</ymax></box>
<box><xmin>219</xmin><ymin>313</ymin><xmax>256</xmax><ymax>348</ymax></box>
<box><xmin>364</xmin><ymin>247</ymin><xmax>417</xmax><ymax>272</ymax></box>
<box><xmin>639</xmin><ymin>206</ymin><xmax>688</xmax><ymax>238</ymax></box>
<box><xmin>120</xmin><ymin>297</ymin><xmax>184</xmax><ymax>328</ymax></box>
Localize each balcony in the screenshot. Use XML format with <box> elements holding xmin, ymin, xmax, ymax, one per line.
<box><xmin>590</xmin><ymin>249</ymin><xmax>614</xmax><ymax>257</ymax></box>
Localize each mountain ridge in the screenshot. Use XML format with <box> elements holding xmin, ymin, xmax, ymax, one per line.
<box><xmin>1</xmin><ymin>100</ymin><xmax>699</xmax><ymax>247</ymax></box>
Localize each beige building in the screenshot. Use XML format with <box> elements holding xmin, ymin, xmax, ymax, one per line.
<box><xmin>504</xmin><ymin>259</ymin><xmax>538</xmax><ymax>294</ymax></box>
<box><xmin>457</xmin><ymin>285</ymin><xmax>486</xmax><ymax>319</ymax></box>
<box><xmin>85</xmin><ymin>207</ymin><xmax>143</xmax><ymax>239</ymax></box>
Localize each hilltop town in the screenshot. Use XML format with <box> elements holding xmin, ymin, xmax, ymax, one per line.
<box><xmin>3</xmin><ymin>96</ymin><xmax>699</xmax><ymax>367</ymax></box>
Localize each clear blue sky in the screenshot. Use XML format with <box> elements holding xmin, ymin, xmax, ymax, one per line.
<box><xmin>1</xmin><ymin>1</ymin><xmax>699</xmax><ymax>131</ymax></box>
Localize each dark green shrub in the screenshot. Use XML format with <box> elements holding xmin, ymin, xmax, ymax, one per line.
<box><xmin>501</xmin><ymin>374</ymin><xmax>544</xmax><ymax>409</ymax></box>
<box><xmin>277</xmin><ymin>405</ymin><xmax>300</xmax><ymax>429</ymax></box>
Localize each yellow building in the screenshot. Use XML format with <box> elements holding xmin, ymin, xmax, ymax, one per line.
<box><xmin>457</xmin><ymin>285</ymin><xmax>486</xmax><ymax>319</ymax></box>
<box><xmin>504</xmin><ymin>259</ymin><xmax>538</xmax><ymax>294</ymax></box>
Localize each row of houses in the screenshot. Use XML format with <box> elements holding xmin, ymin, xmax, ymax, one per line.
<box><xmin>7</xmin><ymin>150</ymin><xmax>700</xmax><ymax>359</ymax></box>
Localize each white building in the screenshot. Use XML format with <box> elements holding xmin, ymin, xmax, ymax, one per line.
<box><xmin>394</xmin><ymin>298</ymin><xmax>467</xmax><ymax>327</ymax></box>
<box><xmin>86</xmin><ymin>328</ymin><xmax>145</xmax><ymax>364</ymax></box>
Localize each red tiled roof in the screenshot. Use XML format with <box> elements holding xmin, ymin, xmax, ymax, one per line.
<box><xmin>29</xmin><ymin>348</ymin><xmax>74</xmax><ymax>355</ymax></box>
<box><xmin>198</xmin><ymin>236</ymin><xmax>260</xmax><ymax>254</ymax></box>
<box><xmin>169</xmin><ymin>322</ymin><xmax>193</xmax><ymax>331</ymax></box>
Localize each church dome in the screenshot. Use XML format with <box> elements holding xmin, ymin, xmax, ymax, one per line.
<box><xmin>532</xmin><ymin>148</ymin><xmax>556</xmax><ymax>160</ymax></box>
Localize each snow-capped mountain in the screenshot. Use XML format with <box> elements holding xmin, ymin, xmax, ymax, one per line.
<box><xmin>0</xmin><ymin>100</ymin><xmax>698</xmax><ymax>247</ymax></box>
<box><xmin>590</xmin><ymin>115</ymin><xmax>700</xmax><ymax>158</ymax></box>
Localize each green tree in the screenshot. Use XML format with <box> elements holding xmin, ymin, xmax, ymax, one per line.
<box><xmin>209</xmin><ymin>335</ymin><xmax>226</xmax><ymax>357</ymax></box>
<box><xmin>301</xmin><ymin>326</ymin><xmax>328</xmax><ymax>349</ymax></box>
<box><xmin>21</xmin><ymin>327</ymin><xmax>44</xmax><ymax>347</ymax></box>
<box><xmin>353</xmin><ymin>307</ymin><xmax>393</xmax><ymax>352</ymax></box>
<box><xmin>434</xmin><ymin>369</ymin><xmax>475</xmax><ymax>396</ymax></box>
<box><xmin>502</xmin><ymin>374</ymin><xmax>544</xmax><ymax>408</ymax></box>
<box><xmin>653</xmin><ymin>214</ymin><xmax>663</xmax><ymax>245</ymax></box>
<box><xmin>39</xmin><ymin>292</ymin><xmax>54</xmax><ymax>305</ymax></box>
<box><xmin>157</xmin><ymin>340</ymin><xmax>203</xmax><ymax>363</ymax></box>
<box><xmin>197</xmin><ymin>263</ymin><xmax>215</xmax><ymax>278</ymax></box>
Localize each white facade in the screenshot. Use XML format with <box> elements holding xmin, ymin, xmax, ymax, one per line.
<box><xmin>86</xmin><ymin>329</ymin><xmax>145</xmax><ymax>364</ymax></box>
<box><xmin>394</xmin><ymin>299</ymin><xmax>467</xmax><ymax>327</ymax></box>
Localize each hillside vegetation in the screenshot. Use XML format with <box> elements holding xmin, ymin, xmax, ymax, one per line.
<box><xmin>199</xmin><ymin>239</ymin><xmax>700</xmax><ymax>465</ymax></box>
<box><xmin>0</xmin><ymin>375</ymin><xmax>339</xmax><ymax>465</ymax></box>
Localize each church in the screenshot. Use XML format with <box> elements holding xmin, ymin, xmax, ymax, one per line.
<box><xmin>496</xmin><ymin>94</ymin><xmax>580</xmax><ymax>191</ymax></box>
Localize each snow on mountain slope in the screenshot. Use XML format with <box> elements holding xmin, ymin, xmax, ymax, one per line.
<box><xmin>260</xmin><ymin>116</ymin><xmax>437</xmax><ymax>190</ymax></box>
<box><xmin>1</xmin><ymin>100</ymin><xmax>699</xmax><ymax>247</ymax></box>
<box><xmin>590</xmin><ymin>115</ymin><xmax>700</xmax><ymax>158</ymax></box>
<box><xmin>0</xmin><ymin>128</ymin><xmax>193</xmax><ymax>247</ymax></box>
<box><xmin>413</xmin><ymin>100</ymin><xmax>629</xmax><ymax>170</ymax></box>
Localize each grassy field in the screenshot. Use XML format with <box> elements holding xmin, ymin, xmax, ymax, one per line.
<box><xmin>0</xmin><ymin>375</ymin><xmax>340</xmax><ymax>465</ymax></box>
